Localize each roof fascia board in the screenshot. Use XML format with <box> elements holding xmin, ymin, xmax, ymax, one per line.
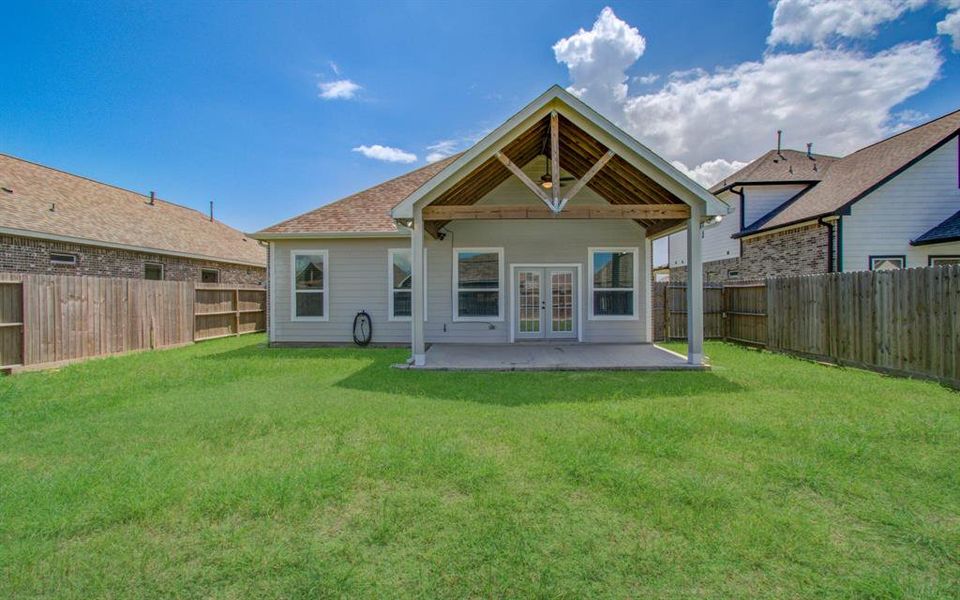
<box><xmin>911</xmin><ymin>235</ymin><xmax>960</xmax><ymax>246</ymax></box>
<box><xmin>834</xmin><ymin>129</ymin><xmax>960</xmax><ymax>217</ymax></box>
<box><xmin>251</xmin><ymin>231</ymin><xmax>409</xmax><ymax>241</ymax></box>
<box><xmin>0</xmin><ymin>226</ymin><xmax>266</xmax><ymax>268</ymax></box>
<box><xmin>391</xmin><ymin>87</ymin><xmax>562</xmax><ymax>219</ymax></box>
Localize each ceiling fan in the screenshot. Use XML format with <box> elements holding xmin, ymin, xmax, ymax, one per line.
<box><xmin>538</xmin><ymin>138</ymin><xmax>575</xmax><ymax>189</ymax></box>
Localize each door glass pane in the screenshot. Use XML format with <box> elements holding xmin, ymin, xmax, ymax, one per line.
<box><xmin>551</xmin><ymin>272</ymin><xmax>573</xmax><ymax>332</ymax></box>
<box><xmin>518</xmin><ymin>271</ymin><xmax>541</xmax><ymax>333</ymax></box>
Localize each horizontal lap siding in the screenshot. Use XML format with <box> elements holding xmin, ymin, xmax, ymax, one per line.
<box><xmin>843</xmin><ymin>137</ymin><xmax>960</xmax><ymax>270</ymax></box>
<box><xmin>271</xmin><ymin>218</ymin><xmax>650</xmax><ymax>345</ymax></box>
<box><xmin>272</xmin><ymin>238</ymin><xmax>412</xmax><ymax>344</ymax></box>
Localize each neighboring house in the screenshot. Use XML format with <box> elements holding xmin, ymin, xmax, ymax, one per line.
<box><xmin>668</xmin><ymin>109</ymin><xmax>960</xmax><ymax>281</ymax></box>
<box><xmin>253</xmin><ymin>86</ymin><xmax>726</xmax><ymax>366</ymax></box>
<box><xmin>0</xmin><ymin>153</ymin><xmax>266</xmax><ymax>283</ymax></box>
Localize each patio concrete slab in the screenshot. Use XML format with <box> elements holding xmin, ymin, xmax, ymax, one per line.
<box><xmin>398</xmin><ymin>343</ymin><xmax>707</xmax><ymax>371</ymax></box>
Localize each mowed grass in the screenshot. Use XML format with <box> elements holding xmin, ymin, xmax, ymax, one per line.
<box><xmin>1</xmin><ymin>336</ymin><xmax>958</xmax><ymax>599</ymax></box>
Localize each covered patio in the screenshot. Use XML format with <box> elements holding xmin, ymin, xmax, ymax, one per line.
<box><xmin>391</xmin><ymin>86</ymin><xmax>726</xmax><ymax>369</ymax></box>
<box><xmin>399</xmin><ymin>342</ymin><xmax>704</xmax><ymax>371</ymax></box>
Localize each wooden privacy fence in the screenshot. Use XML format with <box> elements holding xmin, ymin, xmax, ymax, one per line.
<box><xmin>0</xmin><ymin>274</ymin><xmax>265</xmax><ymax>371</ymax></box>
<box><xmin>654</xmin><ymin>265</ymin><xmax>960</xmax><ymax>387</ymax></box>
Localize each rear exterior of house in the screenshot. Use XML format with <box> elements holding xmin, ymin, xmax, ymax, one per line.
<box><xmin>667</xmin><ymin>110</ymin><xmax>960</xmax><ymax>281</ymax></box>
<box><xmin>255</xmin><ymin>86</ymin><xmax>726</xmax><ymax>366</ymax></box>
<box><xmin>0</xmin><ymin>153</ymin><xmax>266</xmax><ymax>283</ymax></box>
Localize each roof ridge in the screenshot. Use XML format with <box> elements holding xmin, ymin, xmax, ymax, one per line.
<box><xmin>0</xmin><ymin>151</ymin><xmax>211</xmax><ymax>219</ymax></box>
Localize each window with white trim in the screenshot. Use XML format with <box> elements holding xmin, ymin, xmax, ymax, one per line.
<box><xmin>929</xmin><ymin>256</ymin><xmax>960</xmax><ymax>267</ymax></box>
<box><xmin>869</xmin><ymin>255</ymin><xmax>904</xmax><ymax>271</ymax></box>
<box><xmin>292</xmin><ymin>250</ymin><xmax>328</xmax><ymax>320</ymax></box>
<box><xmin>453</xmin><ymin>248</ymin><xmax>502</xmax><ymax>320</ymax></box>
<box><xmin>590</xmin><ymin>248</ymin><xmax>637</xmax><ymax>318</ymax></box>
<box><xmin>50</xmin><ymin>252</ymin><xmax>77</xmax><ymax>266</ymax></box>
<box><xmin>388</xmin><ymin>248</ymin><xmax>427</xmax><ymax>321</ymax></box>
<box><xmin>144</xmin><ymin>262</ymin><xmax>164</xmax><ymax>280</ymax></box>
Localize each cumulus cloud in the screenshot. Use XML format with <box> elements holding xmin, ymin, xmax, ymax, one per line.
<box><xmin>671</xmin><ymin>159</ymin><xmax>749</xmax><ymax>188</ymax></box>
<box><xmin>937</xmin><ymin>2</ymin><xmax>960</xmax><ymax>50</ymax></box>
<box><xmin>318</xmin><ymin>79</ymin><xmax>361</xmax><ymax>100</ymax></box>
<box><xmin>554</xmin><ymin>7</ymin><xmax>942</xmax><ymax>178</ymax></box>
<box><xmin>553</xmin><ymin>7</ymin><xmax>646</xmax><ymax>117</ymax></box>
<box><xmin>352</xmin><ymin>145</ymin><xmax>417</xmax><ymax>163</ymax></box>
<box><xmin>768</xmin><ymin>0</ymin><xmax>927</xmax><ymax>47</ymax></box>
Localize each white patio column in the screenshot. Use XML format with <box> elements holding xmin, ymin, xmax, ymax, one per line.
<box><xmin>411</xmin><ymin>205</ymin><xmax>426</xmax><ymax>366</ymax></box>
<box><xmin>686</xmin><ymin>202</ymin><xmax>704</xmax><ymax>365</ymax></box>
<box><xmin>643</xmin><ymin>236</ymin><xmax>653</xmax><ymax>343</ymax></box>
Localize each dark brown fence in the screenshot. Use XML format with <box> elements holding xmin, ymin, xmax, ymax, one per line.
<box><xmin>0</xmin><ymin>274</ymin><xmax>264</xmax><ymax>372</ymax></box>
<box><xmin>655</xmin><ymin>265</ymin><xmax>960</xmax><ymax>388</ymax></box>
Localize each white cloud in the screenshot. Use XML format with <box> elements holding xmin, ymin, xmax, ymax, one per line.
<box><xmin>671</xmin><ymin>158</ymin><xmax>749</xmax><ymax>188</ymax></box>
<box><xmin>768</xmin><ymin>0</ymin><xmax>927</xmax><ymax>47</ymax></box>
<box><xmin>352</xmin><ymin>145</ymin><xmax>417</xmax><ymax>163</ymax></box>
<box><xmin>318</xmin><ymin>79</ymin><xmax>361</xmax><ymax>100</ymax></box>
<box><xmin>425</xmin><ymin>140</ymin><xmax>458</xmax><ymax>163</ymax></box>
<box><xmin>937</xmin><ymin>3</ymin><xmax>960</xmax><ymax>50</ymax></box>
<box><xmin>554</xmin><ymin>7</ymin><xmax>942</xmax><ymax>176</ymax></box>
<box><xmin>634</xmin><ymin>73</ymin><xmax>660</xmax><ymax>85</ymax></box>
<box><xmin>553</xmin><ymin>7</ymin><xmax>646</xmax><ymax>117</ymax></box>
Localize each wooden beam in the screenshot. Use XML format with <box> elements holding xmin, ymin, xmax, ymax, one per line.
<box><xmin>550</xmin><ymin>111</ymin><xmax>560</xmax><ymax>208</ymax></box>
<box><xmin>495</xmin><ymin>151</ymin><xmax>553</xmax><ymax>211</ymax></box>
<box><xmin>422</xmin><ymin>203</ymin><xmax>690</xmax><ymax>221</ymax></box>
<box><xmin>559</xmin><ymin>150</ymin><xmax>615</xmax><ymax>210</ymax></box>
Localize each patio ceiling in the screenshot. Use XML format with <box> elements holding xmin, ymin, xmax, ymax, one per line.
<box><xmin>424</xmin><ymin>114</ymin><xmax>688</xmax><ymax>237</ymax></box>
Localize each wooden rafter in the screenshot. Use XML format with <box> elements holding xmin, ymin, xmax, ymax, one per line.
<box><xmin>495</xmin><ymin>151</ymin><xmax>553</xmax><ymax>211</ymax></box>
<box><xmin>559</xmin><ymin>149</ymin><xmax>614</xmax><ymax>210</ymax></box>
<box><xmin>550</xmin><ymin>111</ymin><xmax>560</xmax><ymax>208</ymax></box>
<box><xmin>423</xmin><ymin>203</ymin><xmax>690</xmax><ymax>221</ymax></box>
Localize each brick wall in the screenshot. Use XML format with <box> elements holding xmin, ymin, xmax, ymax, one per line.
<box><xmin>670</xmin><ymin>223</ymin><xmax>831</xmax><ymax>282</ymax></box>
<box><xmin>0</xmin><ymin>234</ymin><xmax>265</xmax><ymax>285</ymax></box>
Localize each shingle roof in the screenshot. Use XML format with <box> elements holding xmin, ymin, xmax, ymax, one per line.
<box><xmin>710</xmin><ymin>149</ymin><xmax>839</xmax><ymax>193</ymax></box>
<box><xmin>255</xmin><ymin>155</ymin><xmax>461</xmax><ymax>236</ymax></box>
<box><xmin>744</xmin><ymin>109</ymin><xmax>960</xmax><ymax>234</ymax></box>
<box><xmin>912</xmin><ymin>209</ymin><xmax>960</xmax><ymax>246</ymax></box>
<box><xmin>0</xmin><ymin>153</ymin><xmax>265</xmax><ymax>266</ymax></box>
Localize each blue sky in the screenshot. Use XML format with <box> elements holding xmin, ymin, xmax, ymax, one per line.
<box><xmin>3</xmin><ymin>0</ymin><xmax>958</xmax><ymax>267</ymax></box>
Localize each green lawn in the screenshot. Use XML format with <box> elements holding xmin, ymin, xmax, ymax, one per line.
<box><xmin>1</xmin><ymin>336</ymin><xmax>958</xmax><ymax>598</ymax></box>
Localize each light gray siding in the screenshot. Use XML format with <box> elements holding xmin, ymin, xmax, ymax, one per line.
<box><xmin>842</xmin><ymin>136</ymin><xmax>960</xmax><ymax>270</ymax></box>
<box><xmin>742</xmin><ymin>184</ymin><xmax>807</xmax><ymax>228</ymax></box>
<box><xmin>270</xmin><ymin>157</ymin><xmax>651</xmax><ymax>345</ymax></box>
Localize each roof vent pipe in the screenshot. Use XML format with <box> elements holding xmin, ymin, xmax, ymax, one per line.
<box><xmin>777</xmin><ymin>130</ymin><xmax>783</xmax><ymax>157</ymax></box>
<box><xmin>806</xmin><ymin>143</ymin><xmax>813</xmax><ymax>159</ymax></box>
<box><xmin>149</xmin><ymin>191</ymin><xmax>155</xmax><ymax>205</ymax></box>
<box><xmin>209</xmin><ymin>200</ymin><xmax>214</xmax><ymax>222</ymax></box>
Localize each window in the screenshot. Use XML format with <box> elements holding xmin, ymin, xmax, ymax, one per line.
<box><xmin>869</xmin><ymin>255</ymin><xmax>905</xmax><ymax>271</ymax></box>
<box><xmin>144</xmin><ymin>262</ymin><xmax>164</xmax><ymax>280</ymax></box>
<box><xmin>201</xmin><ymin>268</ymin><xmax>220</xmax><ymax>283</ymax></box>
<box><xmin>590</xmin><ymin>247</ymin><xmax>638</xmax><ymax>319</ymax></box>
<box><xmin>50</xmin><ymin>253</ymin><xmax>77</xmax><ymax>266</ymax></box>
<box><xmin>453</xmin><ymin>248</ymin><xmax>503</xmax><ymax>320</ymax></box>
<box><xmin>929</xmin><ymin>256</ymin><xmax>960</xmax><ymax>267</ymax></box>
<box><xmin>388</xmin><ymin>249</ymin><xmax>427</xmax><ymax>321</ymax></box>
<box><xmin>291</xmin><ymin>250</ymin><xmax>328</xmax><ymax>321</ymax></box>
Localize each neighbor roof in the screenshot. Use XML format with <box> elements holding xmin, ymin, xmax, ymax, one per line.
<box><xmin>254</xmin><ymin>155</ymin><xmax>460</xmax><ymax>238</ymax></box>
<box><xmin>0</xmin><ymin>153</ymin><xmax>265</xmax><ymax>267</ymax></box>
<box><xmin>738</xmin><ymin>109</ymin><xmax>960</xmax><ymax>236</ymax></box>
<box><xmin>912</xmin><ymin>209</ymin><xmax>960</xmax><ymax>246</ymax></box>
<box><xmin>710</xmin><ymin>149</ymin><xmax>839</xmax><ymax>193</ymax></box>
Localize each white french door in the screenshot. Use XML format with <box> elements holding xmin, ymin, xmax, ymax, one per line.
<box><xmin>514</xmin><ymin>267</ymin><xmax>577</xmax><ymax>340</ymax></box>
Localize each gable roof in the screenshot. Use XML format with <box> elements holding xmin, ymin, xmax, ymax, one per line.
<box><xmin>911</xmin><ymin>209</ymin><xmax>960</xmax><ymax>246</ymax></box>
<box><xmin>254</xmin><ymin>155</ymin><xmax>460</xmax><ymax>238</ymax></box>
<box><xmin>393</xmin><ymin>85</ymin><xmax>728</xmax><ymax>219</ymax></box>
<box><xmin>739</xmin><ymin>109</ymin><xmax>960</xmax><ymax>236</ymax></box>
<box><xmin>0</xmin><ymin>153</ymin><xmax>265</xmax><ymax>267</ymax></box>
<box><xmin>710</xmin><ymin>149</ymin><xmax>839</xmax><ymax>193</ymax></box>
